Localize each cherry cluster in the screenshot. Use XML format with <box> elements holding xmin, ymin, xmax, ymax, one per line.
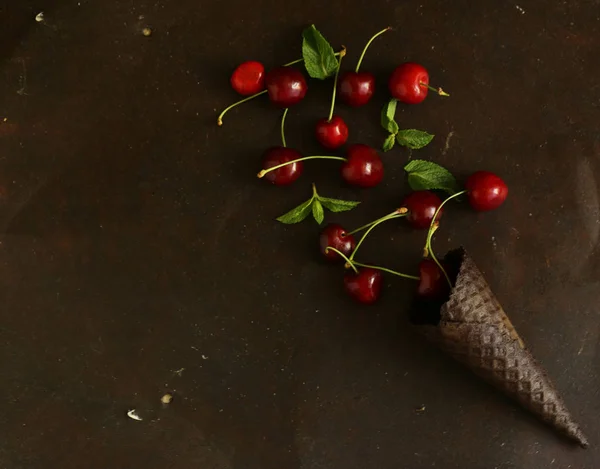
<box><xmin>218</xmin><ymin>26</ymin><xmax>508</xmax><ymax>307</ymax></box>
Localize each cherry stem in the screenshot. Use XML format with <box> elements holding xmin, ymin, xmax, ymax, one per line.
<box><xmin>325</xmin><ymin>247</ymin><xmax>358</xmax><ymax>274</ymax></box>
<box><xmin>327</xmin><ymin>47</ymin><xmax>346</xmax><ymax>122</ymax></box>
<box><xmin>355</xmin><ymin>26</ymin><xmax>391</xmax><ymax>73</ymax></box>
<box><xmin>217</xmin><ymin>90</ymin><xmax>267</xmax><ymax>126</ymax></box>
<box><xmin>280</xmin><ymin>108</ymin><xmax>289</xmax><ymax>147</ymax></box>
<box><xmin>349</xmin><ymin>212</ymin><xmax>404</xmax><ymax>261</ymax></box>
<box><xmin>283</xmin><ymin>50</ymin><xmax>343</xmax><ymax>67</ymax></box>
<box><xmin>419</xmin><ymin>82</ymin><xmax>450</xmax><ymax>97</ymax></box>
<box><xmin>350</xmin><ymin>261</ymin><xmax>420</xmax><ymax>281</ymax></box>
<box><xmin>345</xmin><ymin>208</ymin><xmax>408</xmax><ymax>237</ymax></box>
<box><xmin>424</xmin><ymin>190</ymin><xmax>467</xmax><ymax>287</ymax></box>
<box><xmin>257</xmin><ymin>155</ymin><xmax>347</xmax><ymax>178</ymax></box>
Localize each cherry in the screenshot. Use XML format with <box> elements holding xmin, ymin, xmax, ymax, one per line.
<box><xmin>261</xmin><ymin>147</ymin><xmax>303</xmax><ymax>185</ymax></box>
<box><xmin>339</xmin><ymin>27</ymin><xmax>390</xmax><ymax>107</ymax></box>
<box><xmin>343</xmin><ymin>268</ymin><xmax>383</xmax><ymax>305</ymax></box>
<box><xmin>319</xmin><ymin>224</ymin><xmax>356</xmax><ymax>262</ymax></box>
<box><xmin>230</xmin><ymin>61</ymin><xmax>265</xmax><ymax>96</ymax></box>
<box><xmin>265</xmin><ymin>67</ymin><xmax>307</xmax><ymax>108</ymax></box>
<box><xmin>417</xmin><ymin>259</ymin><xmax>450</xmax><ymax>300</ymax></box>
<box><xmin>315</xmin><ymin>116</ymin><xmax>349</xmax><ymax>149</ymax></box>
<box><xmin>341</xmin><ymin>144</ymin><xmax>384</xmax><ymax>188</ymax></box>
<box><xmin>389</xmin><ymin>62</ymin><xmax>429</xmax><ymax>104</ymax></box>
<box><xmin>401</xmin><ymin>191</ymin><xmax>443</xmax><ymax>229</ymax></box>
<box><xmin>465</xmin><ymin>171</ymin><xmax>508</xmax><ymax>211</ymax></box>
<box><xmin>339</xmin><ymin>71</ymin><xmax>375</xmax><ymax>107</ymax></box>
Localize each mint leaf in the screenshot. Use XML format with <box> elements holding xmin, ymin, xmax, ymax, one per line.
<box><xmin>302</xmin><ymin>25</ymin><xmax>338</xmax><ymax>79</ymax></box>
<box><xmin>381</xmin><ymin>99</ymin><xmax>399</xmax><ymax>134</ymax></box>
<box><xmin>319</xmin><ymin>197</ymin><xmax>360</xmax><ymax>212</ymax></box>
<box><xmin>312</xmin><ymin>199</ymin><xmax>324</xmax><ymax>224</ymax></box>
<box><xmin>276</xmin><ymin>197</ymin><xmax>314</xmax><ymax>224</ymax></box>
<box><xmin>404</xmin><ymin>159</ymin><xmax>459</xmax><ymax>195</ymax></box>
<box><xmin>383</xmin><ymin>134</ymin><xmax>396</xmax><ymax>152</ymax></box>
<box><xmin>396</xmin><ymin>129</ymin><xmax>434</xmax><ymax>150</ymax></box>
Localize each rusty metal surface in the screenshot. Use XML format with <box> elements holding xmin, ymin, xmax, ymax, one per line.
<box><xmin>1</xmin><ymin>1</ymin><xmax>599</xmax><ymax>468</ymax></box>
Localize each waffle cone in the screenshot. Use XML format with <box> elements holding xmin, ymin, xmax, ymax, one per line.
<box><xmin>415</xmin><ymin>248</ymin><xmax>588</xmax><ymax>447</ymax></box>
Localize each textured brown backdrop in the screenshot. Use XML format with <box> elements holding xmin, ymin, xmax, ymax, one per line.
<box><xmin>1</xmin><ymin>1</ymin><xmax>599</xmax><ymax>468</ymax></box>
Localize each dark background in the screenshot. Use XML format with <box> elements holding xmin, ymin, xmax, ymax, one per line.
<box><xmin>1</xmin><ymin>1</ymin><xmax>599</xmax><ymax>468</ymax></box>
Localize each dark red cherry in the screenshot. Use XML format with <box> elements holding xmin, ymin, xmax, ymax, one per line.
<box><xmin>319</xmin><ymin>224</ymin><xmax>356</xmax><ymax>262</ymax></box>
<box><xmin>417</xmin><ymin>259</ymin><xmax>449</xmax><ymax>300</ymax></box>
<box><xmin>261</xmin><ymin>147</ymin><xmax>303</xmax><ymax>185</ymax></box>
<box><xmin>341</xmin><ymin>144</ymin><xmax>384</xmax><ymax>188</ymax></box>
<box><xmin>465</xmin><ymin>171</ymin><xmax>508</xmax><ymax>212</ymax></box>
<box><xmin>230</xmin><ymin>61</ymin><xmax>265</xmax><ymax>96</ymax></box>
<box><xmin>265</xmin><ymin>67</ymin><xmax>308</xmax><ymax>108</ymax></box>
<box><xmin>389</xmin><ymin>62</ymin><xmax>429</xmax><ymax>104</ymax></box>
<box><xmin>401</xmin><ymin>191</ymin><xmax>443</xmax><ymax>229</ymax></box>
<box><xmin>343</xmin><ymin>268</ymin><xmax>383</xmax><ymax>304</ymax></box>
<box><xmin>339</xmin><ymin>71</ymin><xmax>375</xmax><ymax>107</ymax></box>
<box><xmin>315</xmin><ymin>116</ymin><xmax>349</xmax><ymax>149</ymax></box>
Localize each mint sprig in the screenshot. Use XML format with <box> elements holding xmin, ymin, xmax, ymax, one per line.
<box><xmin>380</xmin><ymin>99</ymin><xmax>434</xmax><ymax>152</ymax></box>
<box><xmin>276</xmin><ymin>184</ymin><xmax>360</xmax><ymax>225</ymax></box>
<box><xmin>404</xmin><ymin>160</ymin><xmax>460</xmax><ymax>195</ymax></box>
<box><xmin>396</xmin><ymin>129</ymin><xmax>434</xmax><ymax>150</ymax></box>
<box><xmin>302</xmin><ymin>25</ymin><xmax>338</xmax><ymax>80</ymax></box>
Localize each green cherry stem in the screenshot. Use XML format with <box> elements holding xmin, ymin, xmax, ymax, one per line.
<box><xmin>257</xmin><ymin>155</ymin><xmax>346</xmax><ymax>178</ymax></box>
<box><xmin>219</xmin><ymin>50</ymin><xmax>346</xmax><ymax>126</ymax></box>
<box><xmin>419</xmin><ymin>82</ymin><xmax>450</xmax><ymax>97</ymax></box>
<box><xmin>345</xmin><ymin>207</ymin><xmax>408</xmax><ymax>237</ymax></box>
<box><xmin>355</xmin><ymin>26</ymin><xmax>391</xmax><ymax>72</ymax></box>
<box><xmin>424</xmin><ymin>190</ymin><xmax>467</xmax><ymax>286</ymax></box>
<box><xmin>280</xmin><ymin>108</ymin><xmax>289</xmax><ymax>147</ymax></box>
<box><xmin>327</xmin><ymin>47</ymin><xmax>346</xmax><ymax>121</ymax></box>
<box><xmin>349</xmin><ymin>212</ymin><xmax>404</xmax><ymax>261</ymax></box>
<box><xmin>217</xmin><ymin>90</ymin><xmax>267</xmax><ymax>126</ymax></box>
<box><xmin>325</xmin><ymin>247</ymin><xmax>359</xmax><ymax>274</ymax></box>
<box><xmin>350</xmin><ymin>261</ymin><xmax>420</xmax><ymax>281</ymax></box>
<box><xmin>283</xmin><ymin>51</ymin><xmax>343</xmax><ymax>67</ymax></box>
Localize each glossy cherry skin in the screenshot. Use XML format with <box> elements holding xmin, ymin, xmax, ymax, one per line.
<box><xmin>339</xmin><ymin>71</ymin><xmax>375</xmax><ymax>107</ymax></box>
<box><xmin>341</xmin><ymin>144</ymin><xmax>384</xmax><ymax>188</ymax></box>
<box><xmin>344</xmin><ymin>268</ymin><xmax>383</xmax><ymax>304</ymax></box>
<box><xmin>417</xmin><ymin>259</ymin><xmax>449</xmax><ymax>300</ymax></box>
<box><xmin>401</xmin><ymin>191</ymin><xmax>443</xmax><ymax>229</ymax></box>
<box><xmin>465</xmin><ymin>171</ymin><xmax>508</xmax><ymax>212</ymax></box>
<box><xmin>315</xmin><ymin>116</ymin><xmax>349</xmax><ymax>149</ymax></box>
<box><xmin>265</xmin><ymin>67</ymin><xmax>308</xmax><ymax>108</ymax></box>
<box><xmin>389</xmin><ymin>63</ymin><xmax>429</xmax><ymax>104</ymax></box>
<box><xmin>319</xmin><ymin>224</ymin><xmax>356</xmax><ymax>262</ymax></box>
<box><xmin>230</xmin><ymin>61</ymin><xmax>265</xmax><ymax>96</ymax></box>
<box><xmin>261</xmin><ymin>147</ymin><xmax>303</xmax><ymax>186</ymax></box>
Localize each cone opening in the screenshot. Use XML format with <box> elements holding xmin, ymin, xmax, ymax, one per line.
<box><xmin>409</xmin><ymin>247</ymin><xmax>465</xmax><ymax>325</ymax></box>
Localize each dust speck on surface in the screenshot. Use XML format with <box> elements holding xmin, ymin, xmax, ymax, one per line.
<box><xmin>142</xmin><ymin>27</ymin><xmax>153</xmax><ymax>37</ymax></box>
<box><xmin>161</xmin><ymin>393</ymin><xmax>173</xmax><ymax>404</ymax></box>
<box><xmin>35</xmin><ymin>12</ymin><xmax>44</xmax><ymax>23</ymax></box>
<box><xmin>127</xmin><ymin>409</ymin><xmax>143</xmax><ymax>421</ymax></box>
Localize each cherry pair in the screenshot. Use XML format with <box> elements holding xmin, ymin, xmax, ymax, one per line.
<box><xmin>258</xmin><ymin>144</ymin><xmax>383</xmax><ymax>188</ymax></box>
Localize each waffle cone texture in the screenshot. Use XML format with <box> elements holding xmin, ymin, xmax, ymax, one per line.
<box><xmin>415</xmin><ymin>248</ymin><xmax>588</xmax><ymax>447</ymax></box>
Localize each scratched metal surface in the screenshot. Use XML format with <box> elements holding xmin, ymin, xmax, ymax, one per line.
<box><xmin>1</xmin><ymin>1</ymin><xmax>599</xmax><ymax>468</ymax></box>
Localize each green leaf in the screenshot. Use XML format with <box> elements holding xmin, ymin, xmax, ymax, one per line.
<box><xmin>302</xmin><ymin>25</ymin><xmax>338</xmax><ymax>79</ymax></box>
<box><xmin>404</xmin><ymin>159</ymin><xmax>460</xmax><ymax>195</ymax></box>
<box><xmin>276</xmin><ymin>197</ymin><xmax>314</xmax><ymax>224</ymax></box>
<box><xmin>383</xmin><ymin>134</ymin><xmax>396</xmax><ymax>152</ymax></box>
<box><xmin>381</xmin><ymin>99</ymin><xmax>399</xmax><ymax>134</ymax></box>
<box><xmin>312</xmin><ymin>199</ymin><xmax>324</xmax><ymax>224</ymax></box>
<box><xmin>396</xmin><ymin>129</ymin><xmax>435</xmax><ymax>150</ymax></box>
<box><xmin>319</xmin><ymin>197</ymin><xmax>361</xmax><ymax>212</ymax></box>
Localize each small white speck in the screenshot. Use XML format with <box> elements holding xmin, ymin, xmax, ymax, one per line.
<box><xmin>528</xmin><ymin>213</ymin><xmax>533</xmax><ymax>217</ymax></box>
<box><xmin>515</xmin><ymin>5</ymin><xmax>526</xmax><ymax>14</ymax></box>
<box><xmin>201</xmin><ymin>354</ymin><xmax>208</xmax><ymax>360</ymax></box>
<box><xmin>127</xmin><ymin>409</ymin><xmax>143</xmax><ymax>421</ymax></box>
<box><xmin>35</xmin><ymin>12</ymin><xmax>44</xmax><ymax>22</ymax></box>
